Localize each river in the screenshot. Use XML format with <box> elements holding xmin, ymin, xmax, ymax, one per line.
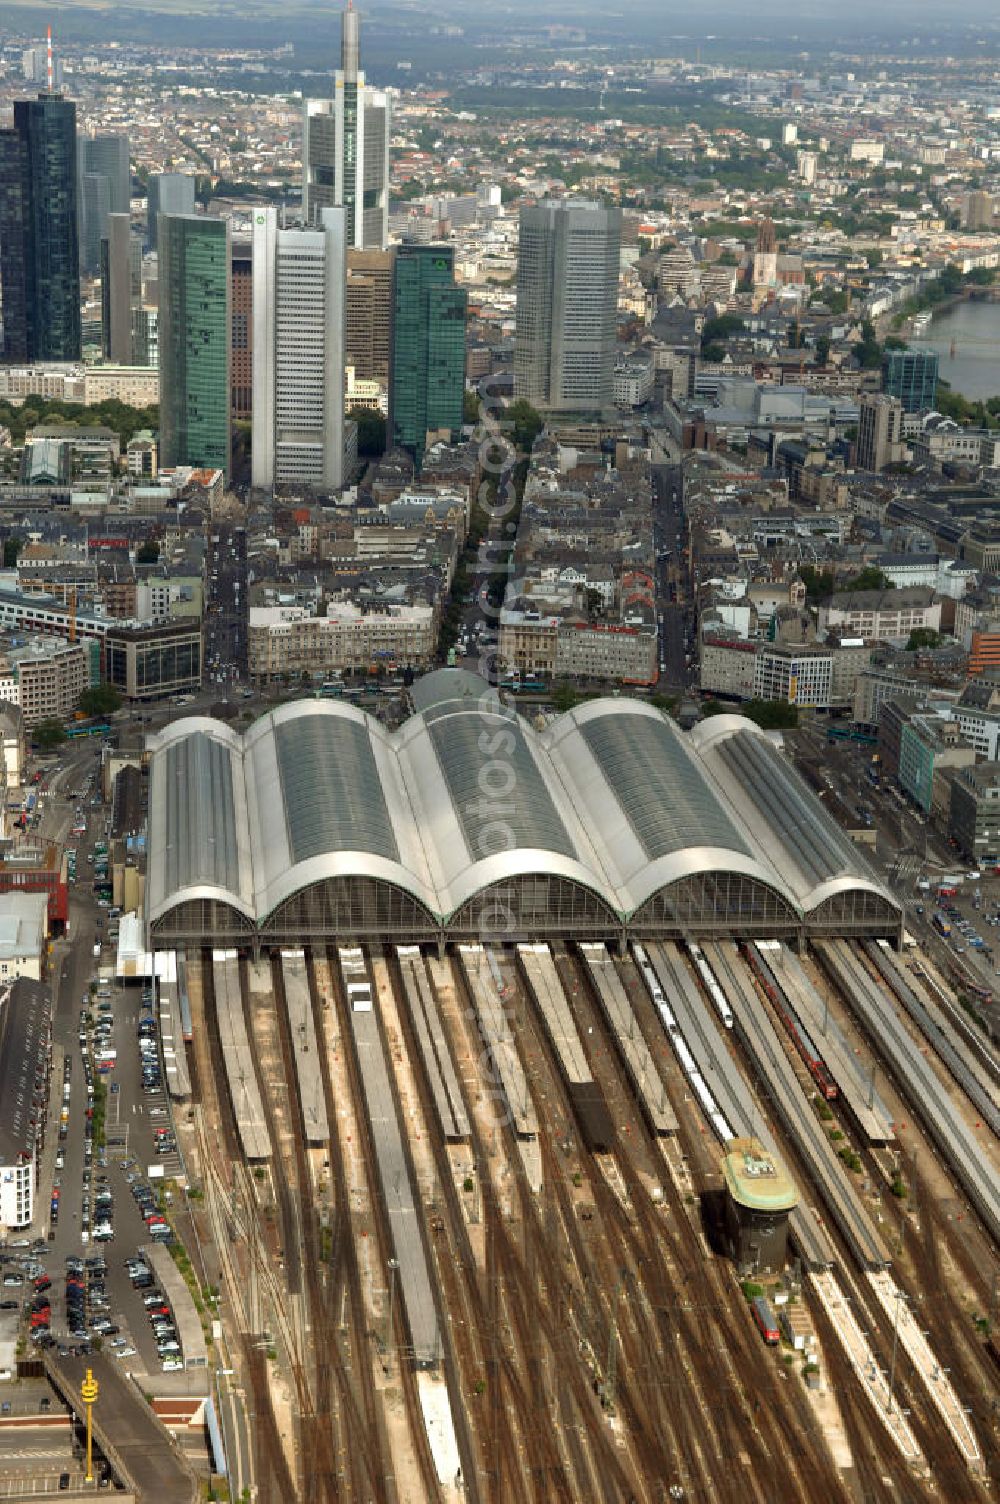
<box><xmin>910</xmin><ymin>299</ymin><xmax>1000</xmax><ymax>402</ymax></box>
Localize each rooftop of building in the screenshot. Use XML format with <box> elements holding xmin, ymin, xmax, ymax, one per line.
<box><xmin>0</xmin><ymin>891</ymin><xmax>47</xmax><ymax>960</ymax></box>
<box><xmin>721</xmin><ymin>1136</ymin><xmax>799</xmax><ymax>1213</ymax></box>
<box><xmin>0</xmin><ymin>978</ymin><xmax>50</xmax><ymax>1164</ymax></box>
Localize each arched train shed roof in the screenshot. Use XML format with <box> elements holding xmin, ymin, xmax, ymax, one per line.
<box><xmin>145</xmin><ymin>676</ymin><xmax>900</xmax><ymax>940</ymax></box>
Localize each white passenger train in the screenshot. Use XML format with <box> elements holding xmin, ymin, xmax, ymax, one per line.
<box><xmin>632</xmin><ymin>943</ymin><xmax>733</xmax><ymax>1141</ymax></box>
<box><xmin>686</xmin><ymin>942</ymin><xmax>734</xmax><ymax>1029</ymax></box>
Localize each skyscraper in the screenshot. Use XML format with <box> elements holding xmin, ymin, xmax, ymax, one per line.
<box><xmin>101</xmin><ymin>213</ymin><xmax>141</xmax><ymax>364</ymax></box>
<box><xmin>302</xmin><ymin>1</ymin><xmax>390</xmax><ymax>250</ymax></box>
<box><xmin>346</xmin><ymin>247</ymin><xmax>393</xmax><ymax>380</ymax></box>
<box><xmin>0</xmin><ymin>93</ymin><xmax>81</xmax><ymax>363</ymax></box>
<box><xmin>389</xmin><ymin>243</ymin><xmax>466</xmax><ymax>467</ymax></box>
<box><xmin>79</xmin><ymin>132</ymin><xmax>129</xmax><ymax>272</ymax></box>
<box><xmin>882</xmin><ymin>347</ymin><xmax>939</xmax><ymax>415</ymax></box>
<box><xmin>158</xmin><ymin>214</ymin><xmax>230</xmax><ymax>477</ymax></box>
<box><xmin>856</xmin><ymin>394</ymin><xmax>904</xmax><ymax>473</ymax></box>
<box><xmin>231</xmin><ymin>239</ymin><xmax>253</xmax><ymax>422</ymax></box>
<box><xmin>251</xmin><ymin>207</ymin><xmax>346</xmax><ymax>493</ymax></box>
<box><xmin>514</xmin><ymin>199</ymin><xmax>621</xmax><ymax>415</ymax></box>
<box><xmin>147</xmin><ymin>172</ymin><xmax>196</xmax><ymax>251</ymax></box>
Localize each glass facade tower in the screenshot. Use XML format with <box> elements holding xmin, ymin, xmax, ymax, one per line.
<box><xmin>158</xmin><ymin>214</ymin><xmax>231</xmax><ymax>477</ymax></box>
<box><xmin>389</xmin><ymin>244</ymin><xmax>467</xmax><ymax>468</ymax></box>
<box><xmin>0</xmin><ymin>92</ymin><xmax>81</xmax><ymax>363</ymax></box>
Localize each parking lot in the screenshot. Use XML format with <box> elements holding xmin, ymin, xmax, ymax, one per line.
<box><xmin>3</xmin><ymin>740</ymin><xmax>191</xmax><ymax>1385</ymax></box>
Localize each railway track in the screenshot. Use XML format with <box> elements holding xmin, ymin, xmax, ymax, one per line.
<box><xmin>444</xmin><ymin>948</ymin><xmax>635</xmax><ymax>1500</ymax></box>
<box><xmin>309</xmin><ymin>950</ymin><xmax>398</xmax><ymax>1504</ymax></box>
<box><xmin>564</xmin><ymin>946</ymin><xmax>851</xmax><ymax>1504</ymax></box>
<box><xmin>192</xmin><ymin>951</ymin><xmax>301</xmax><ymax>1503</ymax></box>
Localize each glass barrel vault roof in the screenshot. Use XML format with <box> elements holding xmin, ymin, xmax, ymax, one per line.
<box><xmin>580</xmin><ymin>712</ymin><xmax>752</xmax><ymax>862</ymax></box>
<box><xmin>162</xmin><ymin>730</ymin><xmax>241</xmax><ymax>896</ymax></box>
<box><xmin>274</xmin><ymin>714</ymin><xmax>399</xmax><ymax>864</ymax></box>
<box><xmin>714</xmin><ymin>728</ymin><xmax>862</xmax><ymax>886</ymax></box>
<box><xmin>424</xmin><ymin>702</ymin><xmax>575</xmax><ymax>861</ymax></box>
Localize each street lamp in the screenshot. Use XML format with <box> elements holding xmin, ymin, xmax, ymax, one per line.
<box><xmin>81</xmin><ymin>1366</ymin><xmax>99</xmax><ymax>1482</ymax></box>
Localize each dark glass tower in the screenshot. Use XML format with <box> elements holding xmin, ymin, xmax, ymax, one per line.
<box><xmin>882</xmin><ymin>347</ymin><xmax>939</xmax><ymax>415</ymax></box>
<box><xmin>389</xmin><ymin>243</ymin><xmax>467</xmax><ymax>469</ymax></box>
<box><xmin>0</xmin><ymin>93</ymin><xmax>81</xmax><ymax>362</ymax></box>
<box><xmin>158</xmin><ymin>213</ymin><xmax>231</xmax><ymax>477</ymax></box>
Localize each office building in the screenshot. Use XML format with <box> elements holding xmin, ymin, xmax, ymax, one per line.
<box><xmin>962</xmin><ymin>191</ymin><xmax>994</xmax><ymax>232</ymax></box>
<box><xmin>0</xmin><ymin>978</ymin><xmax>51</xmax><ymax>1229</ymax></box>
<box><xmin>147</xmin><ymin>172</ymin><xmax>195</xmax><ymax>251</ymax></box>
<box><xmin>231</xmin><ymin>238</ymin><xmax>253</xmax><ymax>421</ymax></box>
<box><xmin>158</xmin><ymin>214</ymin><xmax>231</xmax><ymax>477</ymax></box>
<box><xmin>949</xmin><ymin>762</ymin><xmax>1000</xmax><ymax>862</ymax></box>
<box><xmin>882</xmin><ymin>347</ymin><xmax>939</xmax><ymax>415</ymax></box>
<box><xmin>22</xmin><ymin>36</ymin><xmax>62</xmax><ymax>89</ymax></box>
<box><xmin>104</xmin><ymin>619</ymin><xmax>203</xmax><ymax>700</ymax></box>
<box><xmin>100</xmin><ymin>213</ymin><xmax>141</xmax><ymax>364</ymax></box>
<box><xmin>302</xmin><ymin>0</ymin><xmax>390</xmax><ymax>249</ymax></box>
<box><xmin>514</xmin><ymin>199</ymin><xmax>621</xmax><ymax>415</ymax></box>
<box><xmin>389</xmin><ymin>243</ymin><xmax>467</xmax><ymax>467</ymax></box>
<box><xmin>346</xmin><ymin>247</ymin><xmax>393</xmax><ymax>379</ymax></box>
<box><xmin>0</xmin><ymin>634</ymin><xmax>91</xmax><ymax>727</ymax></box>
<box><xmin>856</xmin><ymin>393</ymin><xmax>905</xmax><ymax>472</ymax></box>
<box><xmin>0</xmin><ymin>93</ymin><xmax>81</xmax><ymax>364</ymax></box>
<box><xmin>251</xmin><ymin>206</ymin><xmax>347</xmax><ymax>492</ymax></box>
<box><xmin>79</xmin><ymin>132</ymin><xmax>129</xmax><ymax>273</ymax></box>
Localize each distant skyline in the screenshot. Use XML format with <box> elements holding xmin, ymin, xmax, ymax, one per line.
<box><xmin>1</xmin><ymin>0</ymin><xmax>997</xmax><ymax>63</ymax></box>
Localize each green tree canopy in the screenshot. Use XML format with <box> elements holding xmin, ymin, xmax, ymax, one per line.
<box><xmin>906</xmin><ymin>628</ymin><xmax>942</xmax><ymax>652</ymax></box>
<box><xmin>844</xmin><ymin>566</ymin><xmax>894</xmax><ymax>593</ymax></box>
<box><xmin>136</xmin><ymin>539</ymin><xmax>160</xmax><ymax>565</ymax></box>
<box><xmin>349</xmin><ymin>407</ymin><xmax>386</xmax><ymax>459</ymax></box>
<box><xmin>741</xmin><ymin>699</ymin><xmax>799</xmax><ymax>730</ymax></box>
<box><xmin>505</xmin><ymin>399</ymin><xmax>544</xmax><ymax>453</ymax></box>
<box><xmin>33</xmin><ymin>718</ymin><xmax>66</xmax><ymax>750</ymax></box>
<box><xmin>78</xmin><ymin>684</ymin><xmax>122</xmax><ymax>718</ymax></box>
<box><xmin>701</xmin><ymin>314</ymin><xmax>745</xmax><ymax>351</ymax></box>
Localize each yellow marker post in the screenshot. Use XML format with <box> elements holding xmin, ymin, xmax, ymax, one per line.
<box><xmin>81</xmin><ymin>1366</ymin><xmax>99</xmax><ymax>1483</ymax></box>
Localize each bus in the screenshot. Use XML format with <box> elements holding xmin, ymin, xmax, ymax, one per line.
<box><xmin>932</xmin><ymin>911</ymin><xmax>952</xmax><ymax>937</ymax></box>
<box><xmin>318</xmin><ymin>682</ymin><xmax>344</xmax><ymax>698</ymax></box>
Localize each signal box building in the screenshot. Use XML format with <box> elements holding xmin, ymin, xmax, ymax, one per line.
<box><xmin>721</xmin><ymin>1137</ymin><xmax>798</xmax><ymax>1274</ymax></box>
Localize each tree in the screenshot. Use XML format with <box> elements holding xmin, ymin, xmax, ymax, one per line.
<box><xmin>814</xmin><ymin>335</ymin><xmax>831</xmax><ymax>368</ymax></box>
<box><xmin>844</xmin><ymin>566</ymin><xmax>894</xmax><ymax>593</ymax></box>
<box><xmin>3</xmin><ymin>537</ymin><xmax>21</xmax><ymax>568</ymax></box>
<box><xmin>551</xmin><ymin>681</ymin><xmax>581</xmax><ymax>714</ymax></box>
<box><xmin>865</xmin><ymin>248</ymin><xmax>883</xmax><ymax>270</ymax></box>
<box><xmin>463</xmin><ymin>390</ymin><xmax>481</xmax><ymax>425</ymax></box>
<box><xmin>33</xmin><ymin>719</ymin><xmax>66</xmax><ymax>750</ymax></box>
<box><xmin>701</xmin><ymin>343</ymin><xmax>726</xmax><ymax>364</ymax></box>
<box><xmin>78</xmin><ymin>684</ymin><xmax>122</xmax><ymax>717</ymax></box>
<box><xmin>349</xmin><ymin>407</ymin><xmax>386</xmax><ymax>459</ymax></box>
<box><xmin>853</xmin><ymin>318</ymin><xmax>882</xmax><ymax>369</ymax></box>
<box><xmin>505</xmin><ymin>399</ymin><xmax>544</xmax><ymax>453</ymax></box>
<box><xmin>798</xmin><ymin>564</ymin><xmax>836</xmax><ymax>602</ymax></box>
<box><xmin>906</xmin><ymin>628</ymin><xmax>941</xmax><ymax>652</ymax></box>
<box><xmin>741</xmin><ymin>699</ymin><xmax>799</xmax><ymax>730</ymax></box>
<box><xmin>136</xmin><ymin>539</ymin><xmax>160</xmax><ymax>565</ymax></box>
<box><xmin>700</xmin><ymin>314</ymin><xmax>744</xmax><ymax>351</ymax></box>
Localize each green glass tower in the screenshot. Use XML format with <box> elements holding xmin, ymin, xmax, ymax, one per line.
<box><xmin>158</xmin><ymin>214</ymin><xmax>231</xmax><ymax>478</ymax></box>
<box><xmin>882</xmin><ymin>347</ymin><xmax>939</xmax><ymax>415</ymax></box>
<box><xmin>0</xmin><ymin>93</ymin><xmax>81</xmax><ymax>363</ymax></box>
<box><xmin>389</xmin><ymin>244</ymin><xmax>466</xmax><ymax>468</ymax></box>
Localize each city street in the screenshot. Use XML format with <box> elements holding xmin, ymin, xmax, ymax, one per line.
<box><xmin>652</xmin><ymin>459</ymin><xmax>690</xmax><ymax>690</ymax></box>
<box><xmin>24</xmin><ymin>747</ymin><xmax>185</xmax><ymax>1378</ymax></box>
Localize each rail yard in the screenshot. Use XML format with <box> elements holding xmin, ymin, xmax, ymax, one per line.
<box><xmin>167</xmin><ymin>933</ymin><xmax>999</xmax><ymax>1503</ymax></box>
